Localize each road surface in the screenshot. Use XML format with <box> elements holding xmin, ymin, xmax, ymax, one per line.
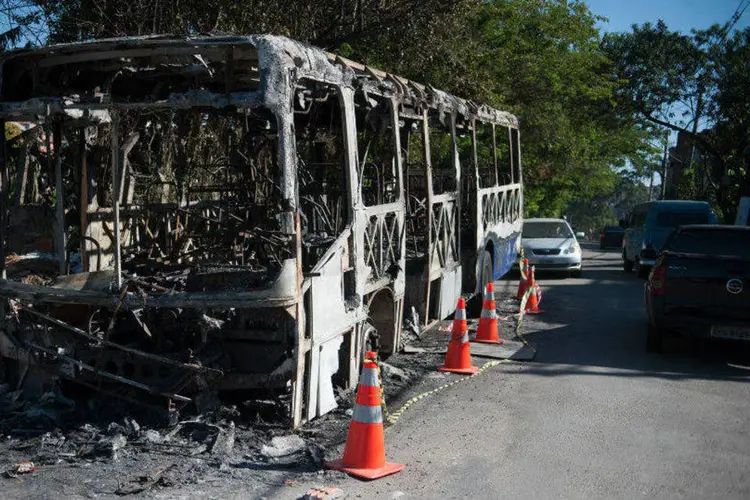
<box><xmin>283</xmin><ymin>244</ymin><xmax>750</xmax><ymax>499</ymax></box>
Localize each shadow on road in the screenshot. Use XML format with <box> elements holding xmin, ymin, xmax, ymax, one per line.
<box><xmin>520</xmin><ymin>248</ymin><xmax>750</xmax><ymax>384</ymax></box>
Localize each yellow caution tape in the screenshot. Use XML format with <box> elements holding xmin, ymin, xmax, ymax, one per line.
<box><xmin>368</xmin><ymin>250</ymin><xmax>538</xmax><ymax>427</ymax></box>
<box><xmin>514</xmin><ymin>286</ymin><xmax>538</xmax><ymax>354</ymax></box>
<box><xmin>374</xmin><ymin>357</ymin><xmax>392</xmax><ymax>424</ymax></box>
<box><xmin>518</xmin><ymin>248</ymin><xmax>528</xmax><ymax>281</ymax></box>
<box><xmin>382</xmin><ymin>360</ymin><xmax>505</xmax><ymax>426</ymax></box>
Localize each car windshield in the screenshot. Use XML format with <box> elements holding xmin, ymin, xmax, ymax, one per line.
<box><xmin>655</xmin><ymin>211</ymin><xmax>709</xmax><ymax>227</ymax></box>
<box><xmin>667</xmin><ymin>229</ymin><xmax>750</xmax><ymax>258</ymax></box>
<box><xmin>523</xmin><ymin>221</ymin><xmax>573</xmax><ymax>239</ymax></box>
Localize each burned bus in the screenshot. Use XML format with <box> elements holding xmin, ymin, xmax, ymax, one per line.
<box><xmin>0</xmin><ymin>35</ymin><xmax>522</xmax><ymax>427</ymax></box>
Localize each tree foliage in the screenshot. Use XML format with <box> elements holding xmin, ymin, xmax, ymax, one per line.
<box><xmin>3</xmin><ymin>0</ymin><xmax>663</xmax><ymax>219</ymax></box>
<box><xmin>603</xmin><ymin>22</ymin><xmax>750</xmax><ymax>221</ymax></box>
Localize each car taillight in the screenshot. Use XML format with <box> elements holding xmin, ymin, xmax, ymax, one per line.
<box><xmin>600</xmin><ymin>233</ymin><xmax>605</xmax><ymax>239</ymax></box>
<box><xmin>650</xmin><ymin>263</ymin><xmax>666</xmax><ymax>295</ymax></box>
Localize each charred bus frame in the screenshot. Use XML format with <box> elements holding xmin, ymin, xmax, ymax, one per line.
<box><xmin>0</xmin><ymin>35</ymin><xmax>522</xmax><ymax>427</ymax></box>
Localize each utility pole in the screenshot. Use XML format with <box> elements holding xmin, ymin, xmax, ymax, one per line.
<box><xmin>648</xmin><ymin>168</ymin><xmax>655</xmax><ymax>201</ymax></box>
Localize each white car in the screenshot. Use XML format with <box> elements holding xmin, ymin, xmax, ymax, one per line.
<box><xmin>521</xmin><ymin>218</ymin><xmax>582</xmax><ymax>277</ymax></box>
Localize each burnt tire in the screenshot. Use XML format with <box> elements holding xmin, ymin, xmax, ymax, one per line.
<box><xmin>468</xmin><ymin>250</ymin><xmax>493</xmax><ymax>317</ymax></box>
<box><xmin>646</xmin><ymin>323</ymin><xmax>663</xmax><ymax>353</ymax></box>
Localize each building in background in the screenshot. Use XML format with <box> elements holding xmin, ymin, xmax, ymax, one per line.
<box><xmin>664</xmin><ymin>130</ymin><xmax>721</xmax><ymax>200</ymax></box>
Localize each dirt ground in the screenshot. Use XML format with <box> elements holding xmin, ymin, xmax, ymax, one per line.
<box><xmin>0</xmin><ymin>280</ymin><xmax>529</xmax><ymax>500</ymax></box>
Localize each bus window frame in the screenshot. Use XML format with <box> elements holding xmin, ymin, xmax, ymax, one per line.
<box><xmin>293</xmin><ymin>79</ymin><xmax>354</xmax><ymax>231</ymax></box>
<box><xmin>356</xmin><ymin>93</ymin><xmax>402</xmax><ymax>207</ymax></box>
<box><xmin>427</xmin><ymin>112</ymin><xmax>460</xmax><ymax>197</ymax></box>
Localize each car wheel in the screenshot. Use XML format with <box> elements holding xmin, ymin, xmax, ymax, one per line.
<box><xmin>623</xmin><ymin>257</ymin><xmax>633</xmax><ymax>273</ymax></box>
<box><xmin>646</xmin><ymin>323</ymin><xmax>663</xmax><ymax>353</ymax></box>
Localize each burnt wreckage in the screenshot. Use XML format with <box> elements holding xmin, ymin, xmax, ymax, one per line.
<box><xmin>0</xmin><ymin>35</ymin><xmax>523</xmax><ymax>427</ymax></box>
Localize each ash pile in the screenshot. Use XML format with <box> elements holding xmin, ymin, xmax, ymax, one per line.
<box><xmin>0</xmin><ymin>383</ymin><xmax>329</xmax><ymax>496</ymax></box>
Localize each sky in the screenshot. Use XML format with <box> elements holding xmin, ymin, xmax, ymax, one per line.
<box><xmin>586</xmin><ymin>0</ymin><xmax>750</xmax><ymax>34</ymax></box>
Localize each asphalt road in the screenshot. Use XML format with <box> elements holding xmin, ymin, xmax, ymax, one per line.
<box><xmin>284</xmin><ymin>244</ymin><xmax>750</xmax><ymax>499</ymax></box>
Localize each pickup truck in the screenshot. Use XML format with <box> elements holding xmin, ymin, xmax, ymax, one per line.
<box><xmin>644</xmin><ymin>225</ymin><xmax>750</xmax><ymax>352</ymax></box>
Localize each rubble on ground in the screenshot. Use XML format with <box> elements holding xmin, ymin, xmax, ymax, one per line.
<box><xmin>260</xmin><ymin>435</ymin><xmax>307</xmax><ymax>465</ymax></box>
<box><xmin>0</xmin><ymin>383</ymin><xmax>332</xmax><ymax>495</ymax></box>
<box><xmin>380</xmin><ymin>362</ymin><xmax>413</xmax><ymax>384</ymax></box>
<box><xmin>400</xmin><ymin>306</ymin><xmax>422</xmax><ymax>348</ymax></box>
<box><xmin>0</xmin><ymin>283</ymin><xmax>523</xmax><ymax>497</ymax></box>
<box><xmin>299</xmin><ymin>486</ymin><xmax>345</xmax><ymax>500</ymax></box>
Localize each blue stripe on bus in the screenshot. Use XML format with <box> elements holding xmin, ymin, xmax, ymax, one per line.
<box><xmin>493</xmin><ymin>234</ymin><xmax>519</xmax><ymax>280</ymax></box>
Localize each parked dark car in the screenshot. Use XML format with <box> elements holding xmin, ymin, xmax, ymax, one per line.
<box><xmin>599</xmin><ymin>225</ymin><xmax>625</xmax><ymax>249</ymax></box>
<box><xmin>644</xmin><ymin>225</ymin><xmax>750</xmax><ymax>352</ymax></box>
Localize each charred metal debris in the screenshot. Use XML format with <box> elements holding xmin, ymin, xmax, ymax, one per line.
<box><xmin>0</xmin><ymin>34</ymin><xmax>521</xmax><ymax>427</ymax></box>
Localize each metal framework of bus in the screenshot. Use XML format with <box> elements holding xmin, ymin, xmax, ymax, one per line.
<box><xmin>0</xmin><ymin>35</ymin><xmax>522</xmax><ymax>427</ymax></box>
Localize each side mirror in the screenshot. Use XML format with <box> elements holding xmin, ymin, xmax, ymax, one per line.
<box><xmin>575</xmin><ymin>232</ymin><xmax>585</xmax><ymax>239</ymax></box>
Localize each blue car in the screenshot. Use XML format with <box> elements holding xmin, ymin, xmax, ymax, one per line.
<box><xmin>623</xmin><ymin>201</ymin><xmax>718</xmax><ymax>278</ymax></box>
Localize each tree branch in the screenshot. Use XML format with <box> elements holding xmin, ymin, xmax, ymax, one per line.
<box><xmin>638</xmin><ymin>107</ymin><xmax>722</xmax><ymax>190</ymax></box>
<box><xmin>638</xmin><ymin>107</ymin><xmax>722</xmax><ymax>159</ymax></box>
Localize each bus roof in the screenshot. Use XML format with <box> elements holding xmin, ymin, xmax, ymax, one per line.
<box><xmin>0</xmin><ymin>34</ymin><xmax>518</xmax><ymax>128</ymax></box>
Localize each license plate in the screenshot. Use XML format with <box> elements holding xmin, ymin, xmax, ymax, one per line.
<box><xmin>711</xmin><ymin>326</ymin><xmax>750</xmax><ymax>341</ymax></box>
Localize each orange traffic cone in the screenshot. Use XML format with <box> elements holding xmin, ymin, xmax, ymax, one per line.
<box><xmin>473</xmin><ymin>283</ymin><xmax>504</xmax><ymax>344</ymax></box>
<box><xmin>517</xmin><ymin>258</ymin><xmax>530</xmax><ymax>299</ymax></box>
<box><xmin>326</xmin><ymin>351</ymin><xmax>404</xmax><ymax>480</ymax></box>
<box><xmin>525</xmin><ymin>267</ymin><xmax>542</xmax><ymax>314</ymax></box>
<box><xmin>438</xmin><ymin>299</ymin><xmax>480</xmax><ymax>375</ymax></box>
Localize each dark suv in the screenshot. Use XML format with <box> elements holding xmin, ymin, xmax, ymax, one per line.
<box><xmin>644</xmin><ymin>225</ymin><xmax>750</xmax><ymax>352</ymax></box>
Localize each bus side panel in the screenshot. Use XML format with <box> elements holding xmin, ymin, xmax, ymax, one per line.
<box><xmin>436</xmin><ymin>266</ymin><xmax>462</xmax><ymax>319</ymax></box>
<box><xmin>493</xmin><ymin>232</ymin><xmax>520</xmax><ymax>280</ymax></box>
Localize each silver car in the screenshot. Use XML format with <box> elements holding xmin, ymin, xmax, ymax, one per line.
<box><xmin>521</xmin><ymin>218</ymin><xmax>582</xmax><ymax>277</ymax></box>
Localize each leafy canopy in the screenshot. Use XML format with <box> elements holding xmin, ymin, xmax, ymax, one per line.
<box><xmin>3</xmin><ymin>0</ymin><xmax>661</xmax><ymax>219</ymax></box>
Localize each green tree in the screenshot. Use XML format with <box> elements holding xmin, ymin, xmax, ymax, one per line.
<box><xmin>708</xmin><ymin>28</ymin><xmax>750</xmax><ymax>206</ymax></box>
<box><xmin>448</xmin><ymin>0</ymin><xmax>659</xmax><ymax>217</ymax></box>
<box><xmin>603</xmin><ymin>22</ymin><xmax>750</xmax><ymax>221</ymax></box>
<box><xmin>7</xmin><ymin>0</ymin><xmax>659</xmax><ymax>220</ymax></box>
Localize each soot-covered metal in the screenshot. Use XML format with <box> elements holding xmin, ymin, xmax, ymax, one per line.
<box><xmin>0</xmin><ymin>35</ymin><xmax>521</xmax><ymax>427</ymax></box>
